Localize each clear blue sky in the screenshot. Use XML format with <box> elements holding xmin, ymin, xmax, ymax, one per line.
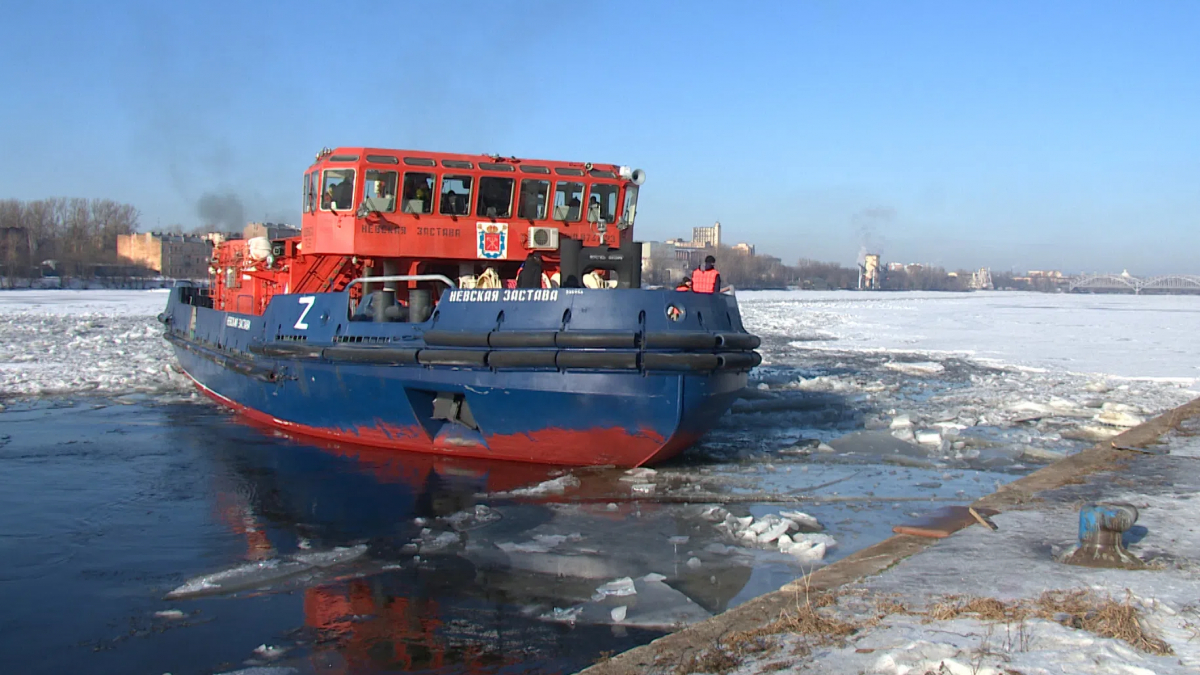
<box><xmin>2</xmin><ymin>1</ymin><xmax>1197</xmax><ymax>274</ymax></box>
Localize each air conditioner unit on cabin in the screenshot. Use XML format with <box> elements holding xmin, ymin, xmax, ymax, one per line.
<box><xmin>528</xmin><ymin>226</ymin><xmax>559</xmax><ymax>250</ymax></box>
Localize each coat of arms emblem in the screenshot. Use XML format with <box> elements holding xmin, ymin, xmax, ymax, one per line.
<box><xmin>476</xmin><ymin>223</ymin><xmax>508</xmax><ymax>260</ymax></box>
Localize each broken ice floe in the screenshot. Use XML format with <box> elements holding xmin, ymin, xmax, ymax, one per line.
<box><xmin>704</xmin><ymin>506</ymin><xmax>834</xmax><ymax>562</ymax></box>
<box><xmin>443</xmin><ymin>504</ymin><xmax>502</xmax><ymax>531</ymax></box>
<box><xmin>544</xmin><ymin>573</ymin><xmax>712</xmax><ymax>629</ymax></box>
<box><xmin>165</xmin><ymin>545</ymin><xmax>367</xmax><ymax>599</ymax></box>
<box><xmin>489</xmin><ymin>474</ymin><xmax>580</xmax><ymax>498</ymax></box>
<box><xmin>884</xmin><ymin>361</ymin><xmax>945</xmax><ymax>376</ymax></box>
<box><xmin>592</xmin><ymin>576</ymin><xmax>637</xmax><ymax>599</ymax></box>
<box><xmin>496</xmin><ymin>532</ymin><xmax>583</xmax><ymax>554</ymax></box>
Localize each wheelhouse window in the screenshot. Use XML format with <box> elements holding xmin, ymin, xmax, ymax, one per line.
<box><xmin>589</xmin><ymin>184</ymin><xmax>619</xmax><ymax>224</ymax></box>
<box><xmin>308</xmin><ymin>171</ymin><xmax>320</xmax><ymax>213</ymax></box>
<box><xmin>362</xmin><ymin>169</ymin><xmax>397</xmax><ymax>213</ymax></box>
<box><xmin>553</xmin><ymin>181</ymin><xmax>584</xmax><ymax>222</ymax></box>
<box><xmin>440</xmin><ymin>175</ymin><xmax>473</xmax><ymax>216</ymax></box>
<box><xmin>620</xmin><ymin>185</ymin><xmax>639</xmax><ymax>228</ymax></box>
<box><xmin>401</xmin><ymin>172</ymin><xmax>435</xmax><ymax>214</ymax></box>
<box><xmin>321</xmin><ymin>169</ymin><xmax>356</xmax><ymax>211</ymax></box>
<box><xmin>303</xmin><ymin>172</ymin><xmax>311</xmax><ymax>212</ymax></box>
<box><xmin>477</xmin><ymin>177</ymin><xmax>514</xmax><ymax>219</ymax></box>
<box><xmin>518</xmin><ymin>179</ymin><xmax>550</xmax><ymax>220</ymax></box>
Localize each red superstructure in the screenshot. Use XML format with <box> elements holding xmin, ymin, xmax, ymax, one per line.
<box><xmin>206</xmin><ymin>147</ymin><xmax>644</xmax><ymax>316</ymax></box>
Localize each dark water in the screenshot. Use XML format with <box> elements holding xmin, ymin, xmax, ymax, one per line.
<box><xmin>0</xmin><ymin>387</ymin><xmax>1015</xmax><ymax>675</ymax></box>
<box><xmin>0</xmin><ymin>401</ymin><xmax>694</xmax><ymax>675</ymax></box>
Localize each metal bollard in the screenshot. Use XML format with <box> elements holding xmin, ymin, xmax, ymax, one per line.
<box><xmin>1063</xmin><ymin>502</ymin><xmax>1145</xmax><ymax>569</ymax></box>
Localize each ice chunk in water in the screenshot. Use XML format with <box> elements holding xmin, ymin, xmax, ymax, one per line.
<box><xmin>915</xmin><ymin>430</ymin><xmax>942</xmax><ymax>445</ymax></box>
<box><xmin>494</xmin><ymin>474</ymin><xmax>580</xmax><ymax>497</ymax></box>
<box><xmin>594</xmin><ymin>577</ymin><xmax>637</xmax><ymax>598</ymax></box>
<box><xmin>166</xmin><ymin>545</ymin><xmax>368</xmax><ymax>600</ymax></box>
<box><xmin>166</xmin><ymin>559</ymin><xmax>310</xmax><ymax>600</ymax></box>
<box><xmin>610</xmin><ymin>605</ymin><xmax>627</xmax><ymax>622</ymax></box>
<box><xmin>779</xmin><ymin>510</ymin><xmax>823</xmax><ymax>531</ymax></box>
<box><xmin>757</xmin><ymin>521</ymin><xmax>791</xmax><ymax>543</ymax></box>
<box><xmin>292</xmin><ymin>544</ymin><xmax>367</xmax><ymax>567</ymax></box>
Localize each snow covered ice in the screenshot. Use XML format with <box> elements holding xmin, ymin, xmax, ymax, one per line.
<box><xmin>716</xmin><ymin>291</ymin><xmax>1200</xmax><ymax>470</ymax></box>
<box><xmin>0</xmin><ymin>290</ymin><xmax>190</xmax><ymax>398</ymax></box>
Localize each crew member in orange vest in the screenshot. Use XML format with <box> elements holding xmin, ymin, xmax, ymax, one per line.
<box><xmin>691</xmin><ymin>255</ymin><xmax>721</xmax><ymax>294</ymax></box>
<box><xmin>675</xmin><ymin>277</ymin><xmax>692</xmax><ymax>291</ymax></box>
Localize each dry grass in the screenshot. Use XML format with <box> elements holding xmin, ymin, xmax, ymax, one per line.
<box><xmin>674</xmin><ymin>587</ymin><xmax>1171</xmax><ymax>674</ymax></box>
<box><xmin>1034</xmin><ymin>589</ymin><xmax>1172</xmax><ymax>656</ymax></box>
<box><xmin>673</xmin><ymin>590</ymin><xmax>860</xmax><ymax>674</ymax></box>
<box><xmin>916</xmin><ymin>590</ymin><xmax>1172</xmax><ymax>656</ymax></box>
<box><xmin>926</xmin><ymin>595</ymin><xmax>1027</xmax><ymax>623</ymax></box>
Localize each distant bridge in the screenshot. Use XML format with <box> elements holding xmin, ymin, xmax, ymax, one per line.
<box><xmin>1069</xmin><ymin>274</ymin><xmax>1200</xmax><ymax>294</ymax></box>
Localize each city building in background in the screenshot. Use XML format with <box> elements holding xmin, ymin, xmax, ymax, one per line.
<box><xmin>117</xmin><ymin>233</ymin><xmax>211</xmax><ymax>279</ymax></box>
<box><xmin>858</xmin><ymin>253</ymin><xmax>880</xmax><ymax>290</ymax></box>
<box><xmin>243</xmin><ymin>222</ymin><xmax>300</xmax><ymax>241</ymax></box>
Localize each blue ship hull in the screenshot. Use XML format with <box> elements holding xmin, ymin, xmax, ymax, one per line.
<box><xmin>161</xmin><ymin>286</ymin><xmax>760</xmax><ymax>466</ymax></box>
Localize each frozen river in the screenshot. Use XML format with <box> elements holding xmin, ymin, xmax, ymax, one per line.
<box><xmin>0</xmin><ymin>289</ymin><xmax>1196</xmax><ymax>674</ymax></box>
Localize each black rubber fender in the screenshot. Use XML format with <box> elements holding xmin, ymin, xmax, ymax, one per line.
<box><xmin>249</xmin><ymin>342</ymin><xmax>326</xmax><ymax>359</ymax></box>
<box><xmin>717</xmin><ymin>351</ymin><xmax>763</xmax><ymax>370</ymax></box>
<box><xmin>555</xmin><ymin>331</ymin><xmax>639</xmax><ymax>349</ymax></box>
<box><xmin>716</xmin><ymin>333</ymin><xmax>761</xmax><ymax>350</ymax></box>
<box><xmin>643</xmin><ymin>352</ymin><xmax>720</xmax><ymax>371</ymax></box>
<box><xmin>643</xmin><ymin>332</ymin><xmax>719</xmax><ymax>350</ymax></box>
<box><xmin>556</xmin><ymin>351</ymin><xmax>639</xmax><ymax>370</ymax></box>
<box><xmin>422</xmin><ymin>330</ymin><xmax>491</xmax><ymax>347</ymax></box>
<box><xmin>417</xmin><ymin>349</ymin><xmax>489</xmax><ymax>367</ymax></box>
<box><xmin>486</xmin><ymin>350</ymin><xmax>559</xmax><ymax>369</ymax></box>
<box><xmin>165</xmin><ymin>334</ymin><xmax>277</xmax><ymax>382</ymax></box>
<box><xmin>322</xmin><ymin>346</ymin><xmax>419</xmax><ymax>365</ymax></box>
<box><xmin>488</xmin><ymin>331</ymin><xmax>558</xmax><ymax>348</ymax></box>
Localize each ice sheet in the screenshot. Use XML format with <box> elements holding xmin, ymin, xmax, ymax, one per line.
<box><xmin>740</xmin><ymin>290</ymin><xmax>1200</xmax><ymax>381</ymax></box>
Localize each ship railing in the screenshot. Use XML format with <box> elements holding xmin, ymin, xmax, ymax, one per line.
<box><xmin>344</xmin><ymin>274</ymin><xmax>458</xmax><ymax>291</ymax></box>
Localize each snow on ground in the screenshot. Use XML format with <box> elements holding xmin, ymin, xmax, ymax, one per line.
<box><xmin>729</xmin><ymin>424</ymin><xmax>1200</xmax><ymax>675</ymax></box>
<box><xmin>0</xmin><ymin>289</ymin><xmax>188</xmax><ymax>398</ymax></box>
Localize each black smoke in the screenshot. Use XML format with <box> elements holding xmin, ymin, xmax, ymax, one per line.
<box><xmin>196</xmin><ymin>192</ymin><xmax>246</xmax><ymax>231</ymax></box>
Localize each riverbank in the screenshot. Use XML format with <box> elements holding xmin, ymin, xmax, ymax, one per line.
<box><xmin>581</xmin><ymin>396</ymin><xmax>1200</xmax><ymax>674</ymax></box>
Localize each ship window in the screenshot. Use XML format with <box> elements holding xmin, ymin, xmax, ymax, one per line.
<box><xmin>321</xmin><ymin>169</ymin><xmax>356</xmax><ymax>211</ymax></box>
<box><xmin>362</xmin><ymin>169</ymin><xmax>397</xmax><ymax>213</ymax></box>
<box><xmin>477</xmin><ymin>177</ymin><xmax>514</xmax><ymax>219</ymax></box>
<box><xmin>589</xmin><ymin>184</ymin><xmax>619</xmax><ymax>224</ymax></box>
<box><xmin>479</xmin><ymin>162</ymin><xmax>515</xmax><ymax>172</ymax></box>
<box><xmin>552</xmin><ymin>181</ymin><xmax>584</xmax><ymax>222</ymax></box>
<box><xmin>302</xmin><ymin>172</ymin><xmax>311</xmax><ymax>212</ymax></box>
<box><xmin>440</xmin><ymin>175</ymin><xmax>473</xmax><ymax>216</ymax></box>
<box><xmin>442</xmin><ymin>159</ymin><xmax>473</xmax><ymax>169</ymax></box>
<box><xmin>589</xmin><ymin>169</ymin><xmax>617</xmax><ymax>178</ymax></box>
<box><xmin>554</xmin><ymin>167</ymin><xmax>585</xmax><ymax>176</ymax></box>
<box><xmin>404</xmin><ymin>157</ymin><xmax>436</xmax><ymax>167</ymax></box>
<box><xmin>520</xmin><ymin>165</ymin><xmax>550</xmax><ymax>174</ymax></box>
<box><xmin>366</xmin><ymin>154</ymin><xmax>399</xmax><ymax>164</ymax></box>
<box><xmin>329</xmin><ymin>154</ymin><xmax>359</xmax><ymax>162</ymax></box>
<box><xmin>518</xmin><ymin>179</ymin><xmax>550</xmax><ymax>220</ymax></box>
<box><xmin>401</xmin><ymin>172</ymin><xmax>435</xmax><ymax>214</ymax></box>
<box><xmin>307</xmin><ymin>171</ymin><xmax>319</xmax><ymax>213</ymax></box>
<box><xmin>620</xmin><ymin>185</ymin><xmax>639</xmax><ymax>228</ymax></box>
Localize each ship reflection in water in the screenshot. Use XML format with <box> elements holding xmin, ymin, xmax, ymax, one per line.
<box><xmin>176</xmin><ymin>407</ymin><xmax>755</xmax><ymax>674</ymax></box>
